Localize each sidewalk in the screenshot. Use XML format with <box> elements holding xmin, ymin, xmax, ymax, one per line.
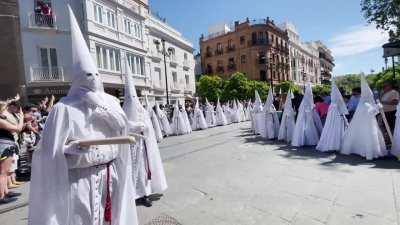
<box><xmin>0</xmin><ymin>183</ymin><xmax>30</xmax><ymax>214</ymax></box>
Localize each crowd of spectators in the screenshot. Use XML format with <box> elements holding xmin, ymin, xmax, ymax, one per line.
<box><xmin>0</xmin><ymin>95</ymin><xmax>54</xmax><ymax>204</ymax></box>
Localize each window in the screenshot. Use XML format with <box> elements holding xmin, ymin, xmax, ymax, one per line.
<box><xmin>251</xmin><ymin>32</ymin><xmax>257</xmax><ymax>45</ymax></box>
<box><xmin>124</xmin><ymin>18</ymin><xmax>131</xmax><ymax>34</ymax></box>
<box><xmin>260</xmin><ymin>70</ymin><xmax>267</xmax><ymax>81</ymax></box>
<box><xmin>96</xmin><ymin>45</ymin><xmax>120</xmax><ymax>72</ymax></box>
<box><xmin>154</xmin><ymin>67</ymin><xmax>162</xmax><ymax>86</ymax></box>
<box><xmin>258</xmin><ymin>52</ymin><xmax>266</xmax><ymax>64</ymax></box>
<box><xmin>127</xmin><ymin>53</ymin><xmax>145</xmax><ymax>76</ymax></box>
<box><xmin>106</xmin><ymin>10</ymin><xmax>115</xmax><ymax>28</ymax></box>
<box><xmin>172</xmin><ymin>72</ymin><xmax>177</xmax><ymax>84</ymax></box>
<box><xmin>93</xmin><ymin>4</ymin><xmax>103</xmax><ymax>23</ymax></box>
<box><xmin>184</xmin><ymin>53</ymin><xmax>188</xmax><ymax>60</ymax></box>
<box><xmin>217</xmin><ymin>43</ymin><xmax>223</xmax><ymax>51</ymax></box>
<box><xmin>40</xmin><ymin>47</ymin><xmax>58</xmax><ymax>68</ymax></box>
<box><xmin>240</xmin><ymin>36</ymin><xmax>245</xmax><ymax>45</ymax></box>
<box><xmin>185</xmin><ymin>75</ymin><xmax>190</xmax><ymax>87</ymax></box>
<box><xmin>258</xmin><ymin>32</ymin><xmax>266</xmax><ymax>44</ymax></box>
<box><xmin>241</xmin><ymin>55</ymin><xmax>246</xmax><ymax>64</ymax></box>
<box><xmin>228</xmin><ymin>39</ymin><xmax>233</xmax><ymax>48</ymax></box>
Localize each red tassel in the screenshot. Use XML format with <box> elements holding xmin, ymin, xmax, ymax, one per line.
<box><xmin>104</xmin><ymin>163</ymin><xmax>112</xmax><ymax>223</ymax></box>
<box><xmin>143</xmin><ymin>140</ymin><xmax>152</xmax><ymax>180</ymax></box>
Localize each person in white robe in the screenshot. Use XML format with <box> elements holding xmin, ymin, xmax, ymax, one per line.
<box><xmin>252</xmin><ymin>90</ymin><xmax>264</xmax><ymax>134</ymax></box>
<box><xmin>181</xmin><ymin>102</ymin><xmax>192</xmax><ymax>134</ymax></box>
<box><xmin>154</xmin><ymin>103</ymin><xmax>172</xmax><ymax>137</ymax></box>
<box><xmin>391</xmin><ymin>104</ymin><xmax>400</xmax><ymax>158</ymax></box>
<box><xmin>341</xmin><ymin>76</ymin><xmax>388</xmax><ymax>160</ymax></box>
<box><xmin>205</xmin><ymin>98</ymin><xmax>216</xmax><ymax>127</ymax></box>
<box><xmin>29</xmin><ymin>6</ymin><xmax>138</xmax><ymax>225</ymax></box>
<box><xmin>316</xmin><ymin>81</ymin><xmax>349</xmax><ymax>152</ymax></box>
<box><xmin>191</xmin><ymin>98</ymin><xmax>208</xmax><ymax>130</ymax></box>
<box><xmin>215</xmin><ymin>98</ymin><xmax>228</xmax><ymax>126</ymax></box>
<box><xmin>123</xmin><ymin>63</ymin><xmax>168</xmax><ymax>207</ymax></box>
<box><xmin>260</xmin><ymin>89</ymin><xmax>280</xmax><ymax>139</ymax></box>
<box><xmin>244</xmin><ymin>100</ymin><xmax>252</xmax><ymax>121</ymax></box>
<box><xmin>171</xmin><ymin>102</ymin><xmax>187</xmax><ymax>135</ymax></box>
<box><xmin>231</xmin><ymin>100</ymin><xmax>240</xmax><ymax>123</ymax></box>
<box><xmin>144</xmin><ymin>95</ymin><xmax>163</xmax><ymax>143</ymax></box>
<box><xmin>238</xmin><ymin>100</ymin><xmax>246</xmax><ymax>122</ymax></box>
<box><xmin>223</xmin><ymin>102</ymin><xmax>232</xmax><ymax>125</ymax></box>
<box><xmin>278</xmin><ymin>90</ymin><xmax>296</xmax><ymax>142</ymax></box>
<box><xmin>291</xmin><ymin>83</ymin><xmax>323</xmax><ymax>147</ymax></box>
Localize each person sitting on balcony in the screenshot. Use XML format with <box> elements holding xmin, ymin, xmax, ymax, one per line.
<box><xmin>41</xmin><ymin>3</ymin><xmax>52</xmax><ymax>16</ymax></box>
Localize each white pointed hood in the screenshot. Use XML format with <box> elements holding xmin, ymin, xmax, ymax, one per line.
<box><xmin>254</xmin><ymin>90</ymin><xmax>262</xmax><ymax>107</ymax></box>
<box><xmin>360</xmin><ymin>75</ymin><xmax>375</xmax><ymax>104</ymax></box>
<box><xmin>195</xmin><ymin>97</ymin><xmax>200</xmax><ymax>110</ymax></box>
<box><xmin>68</xmin><ymin>5</ymin><xmax>103</xmax><ymax>96</ymax></box>
<box><xmin>263</xmin><ymin>88</ymin><xmax>275</xmax><ymax>113</ymax></box>
<box><xmin>283</xmin><ymin>90</ymin><xmax>294</xmax><ymax>113</ymax></box>
<box><xmin>331</xmin><ymin>80</ymin><xmax>348</xmax><ymax>115</ymax></box>
<box><xmin>299</xmin><ymin>82</ymin><xmax>315</xmax><ymax>112</ymax></box>
<box><xmin>123</xmin><ymin>60</ymin><xmax>141</xmax><ymax>122</ymax></box>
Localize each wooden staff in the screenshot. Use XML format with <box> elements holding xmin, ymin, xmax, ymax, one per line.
<box><xmin>377</xmin><ymin>100</ymin><xmax>394</xmax><ymax>145</ymax></box>
<box><xmin>77</xmin><ymin>136</ymin><xmax>136</xmax><ymax>148</ymax></box>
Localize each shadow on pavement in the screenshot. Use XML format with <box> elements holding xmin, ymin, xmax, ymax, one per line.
<box><xmin>240</xmin><ymin>128</ymin><xmax>400</xmax><ymax>170</ymax></box>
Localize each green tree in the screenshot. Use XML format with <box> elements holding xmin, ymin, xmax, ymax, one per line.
<box><xmin>247</xmin><ymin>80</ymin><xmax>270</xmax><ymax>101</ymax></box>
<box><xmin>275</xmin><ymin>80</ymin><xmax>302</xmax><ymax>95</ymax></box>
<box><xmin>370</xmin><ymin>66</ymin><xmax>400</xmax><ymax>89</ymax></box>
<box><xmin>312</xmin><ymin>84</ymin><xmax>332</xmax><ymax>97</ymax></box>
<box><xmin>221</xmin><ymin>72</ymin><xmax>251</xmax><ymax>101</ymax></box>
<box><xmin>361</xmin><ymin>0</ymin><xmax>400</xmax><ymax>38</ymax></box>
<box><xmin>335</xmin><ymin>74</ymin><xmax>362</xmax><ymax>94</ymax></box>
<box><xmin>197</xmin><ymin>75</ymin><xmax>224</xmax><ymax>102</ymax></box>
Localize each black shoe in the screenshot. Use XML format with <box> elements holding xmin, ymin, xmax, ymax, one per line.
<box><xmin>0</xmin><ymin>197</ymin><xmax>17</xmax><ymax>205</ymax></box>
<box><xmin>142</xmin><ymin>196</ymin><xmax>153</xmax><ymax>207</ymax></box>
<box><xmin>6</xmin><ymin>192</ymin><xmax>22</xmax><ymax>198</ymax></box>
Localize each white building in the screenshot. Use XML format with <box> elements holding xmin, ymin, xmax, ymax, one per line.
<box><xmin>280</xmin><ymin>22</ymin><xmax>321</xmax><ymax>86</ymax></box>
<box><xmin>17</xmin><ymin>0</ymin><xmax>195</xmax><ymax>104</ymax></box>
<box><xmin>146</xmin><ymin>15</ymin><xmax>196</xmax><ymax>105</ymax></box>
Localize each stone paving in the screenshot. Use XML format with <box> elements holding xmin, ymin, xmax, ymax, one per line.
<box><xmin>1</xmin><ymin>122</ymin><xmax>400</xmax><ymax>225</ymax></box>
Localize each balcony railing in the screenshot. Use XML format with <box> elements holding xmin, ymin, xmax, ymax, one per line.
<box><xmin>226</xmin><ymin>46</ymin><xmax>236</xmax><ymax>52</ymax></box>
<box><xmin>30</xmin><ymin>66</ymin><xmax>64</xmax><ymax>82</ymax></box>
<box><xmin>227</xmin><ymin>63</ymin><xmax>236</xmax><ymax>70</ymax></box>
<box><xmin>215</xmin><ymin>49</ymin><xmax>224</xmax><ymax>56</ymax></box>
<box><xmin>206</xmin><ymin>52</ymin><xmax>213</xmax><ymax>58</ymax></box>
<box><xmin>183</xmin><ymin>60</ymin><xmax>190</xmax><ymax>69</ymax></box>
<box><xmin>29</xmin><ymin>13</ymin><xmax>56</xmax><ymax>28</ymax></box>
<box><xmin>169</xmin><ymin>55</ymin><xmax>178</xmax><ymax>66</ymax></box>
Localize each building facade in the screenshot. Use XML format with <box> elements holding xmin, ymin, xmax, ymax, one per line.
<box><xmin>16</xmin><ymin>0</ymin><xmax>195</xmax><ymax>104</ymax></box>
<box><xmin>0</xmin><ymin>0</ymin><xmax>25</xmax><ymax>100</ymax></box>
<box><xmin>146</xmin><ymin>15</ymin><xmax>196</xmax><ymax>105</ymax></box>
<box><xmin>280</xmin><ymin>22</ymin><xmax>321</xmax><ymax>86</ymax></box>
<box><xmin>199</xmin><ymin>18</ymin><xmax>290</xmax><ymax>86</ymax></box>
<box><xmin>313</xmin><ymin>41</ymin><xmax>335</xmax><ymax>83</ymax></box>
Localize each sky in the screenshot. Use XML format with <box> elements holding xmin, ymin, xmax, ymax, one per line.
<box><xmin>149</xmin><ymin>0</ymin><xmax>390</xmax><ymax>76</ymax></box>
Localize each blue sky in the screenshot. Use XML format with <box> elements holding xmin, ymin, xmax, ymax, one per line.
<box><xmin>149</xmin><ymin>0</ymin><xmax>389</xmax><ymax>76</ymax></box>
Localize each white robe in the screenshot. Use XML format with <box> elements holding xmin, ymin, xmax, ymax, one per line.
<box><xmin>223</xmin><ymin>105</ymin><xmax>232</xmax><ymax>125</ymax></box>
<box><xmin>155</xmin><ymin>106</ymin><xmax>172</xmax><ymax>137</ymax></box>
<box><xmin>260</xmin><ymin>90</ymin><xmax>280</xmax><ymax>139</ymax></box>
<box><xmin>278</xmin><ymin>92</ymin><xmax>296</xmax><ymax>142</ymax></box>
<box><xmin>147</xmin><ymin>107</ymin><xmax>163</xmax><ymax>143</ymax></box>
<box><xmin>316</xmin><ymin>83</ymin><xmax>349</xmax><ymax>152</ymax></box>
<box><xmin>231</xmin><ymin>101</ymin><xmax>240</xmax><ymax>123</ymax></box>
<box><xmin>205</xmin><ymin>104</ymin><xmax>216</xmax><ymax>127</ymax></box>
<box><xmin>182</xmin><ymin>108</ymin><xmax>192</xmax><ymax>134</ymax></box>
<box><xmin>171</xmin><ymin>105</ymin><xmax>188</xmax><ymax>135</ymax></box>
<box><xmin>192</xmin><ymin>100</ymin><xmax>208</xmax><ymax>130</ymax></box>
<box><xmin>29</xmin><ymin>7</ymin><xmax>137</xmax><ymax>225</ymax></box>
<box><xmin>291</xmin><ymin>84</ymin><xmax>322</xmax><ymax>147</ymax></box>
<box><xmin>341</xmin><ymin>76</ymin><xmax>387</xmax><ymax>160</ymax></box>
<box><xmin>216</xmin><ymin>101</ymin><xmax>228</xmax><ymax>126</ymax></box>
<box><xmin>391</xmin><ymin>104</ymin><xmax>400</xmax><ymax>158</ymax></box>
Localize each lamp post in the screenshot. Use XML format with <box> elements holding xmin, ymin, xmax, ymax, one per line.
<box><xmin>154</xmin><ymin>39</ymin><xmax>173</xmax><ymax>105</ymax></box>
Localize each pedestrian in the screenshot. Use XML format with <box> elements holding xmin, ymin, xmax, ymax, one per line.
<box><xmin>346</xmin><ymin>87</ymin><xmax>361</xmax><ymax>120</ymax></box>
<box><xmin>291</xmin><ymin>83</ymin><xmax>323</xmax><ymax>147</ymax></box>
<box><xmin>341</xmin><ymin>75</ymin><xmax>387</xmax><ymax>160</ymax></box>
<box><xmin>260</xmin><ymin>89</ymin><xmax>280</xmax><ymax>140</ymax></box>
<box><xmin>191</xmin><ymin>98</ymin><xmax>208</xmax><ymax>130</ymax></box>
<box><xmin>123</xmin><ymin>65</ymin><xmax>167</xmax><ymax>208</ymax></box>
<box><xmin>380</xmin><ymin>82</ymin><xmax>399</xmax><ymax>132</ymax></box>
<box><xmin>215</xmin><ymin>98</ymin><xmax>228</xmax><ymax>126</ymax></box>
<box><xmin>316</xmin><ymin>82</ymin><xmax>349</xmax><ymax>152</ymax></box>
<box><xmin>278</xmin><ymin>90</ymin><xmax>296</xmax><ymax>143</ymax></box>
<box><xmin>314</xmin><ymin>96</ymin><xmax>329</xmax><ymax>124</ymax></box>
<box><xmin>29</xmin><ymin>7</ymin><xmax>138</xmax><ymax>224</ymax></box>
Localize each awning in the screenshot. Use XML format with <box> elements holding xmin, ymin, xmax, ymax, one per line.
<box><xmin>383</xmin><ymin>40</ymin><xmax>400</xmax><ymax>57</ymax></box>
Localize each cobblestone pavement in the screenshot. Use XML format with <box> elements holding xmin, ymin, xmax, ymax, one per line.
<box><xmin>1</xmin><ymin>122</ymin><xmax>400</xmax><ymax>225</ymax></box>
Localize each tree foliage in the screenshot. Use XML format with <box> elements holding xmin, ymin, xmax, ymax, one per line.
<box><xmin>361</xmin><ymin>0</ymin><xmax>400</xmax><ymax>38</ymax></box>
<box><xmin>312</xmin><ymin>85</ymin><xmax>332</xmax><ymax>97</ymax></box>
<box><xmin>197</xmin><ymin>75</ymin><xmax>223</xmax><ymax>102</ymax></box>
<box><xmin>274</xmin><ymin>80</ymin><xmax>302</xmax><ymax>95</ymax></box>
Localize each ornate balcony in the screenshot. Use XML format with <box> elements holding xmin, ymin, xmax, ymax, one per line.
<box><xmin>30</xmin><ymin>66</ymin><xmax>64</xmax><ymax>82</ymax></box>
<box><xmin>28</xmin><ymin>13</ymin><xmax>56</xmax><ymax>29</ymax></box>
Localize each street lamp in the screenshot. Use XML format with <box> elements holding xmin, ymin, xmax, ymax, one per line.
<box><xmin>154</xmin><ymin>39</ymin><xmax>174</xmax><ymax>105</ymax></box>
